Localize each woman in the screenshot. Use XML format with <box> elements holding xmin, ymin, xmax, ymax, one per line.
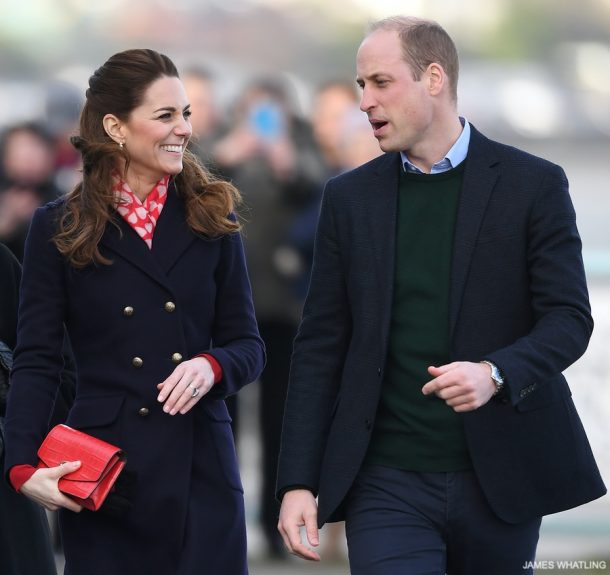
<box><xmin>3</xmin><ymin>49</ymin><xmax>265</xmax><ymax>575</ymax></box>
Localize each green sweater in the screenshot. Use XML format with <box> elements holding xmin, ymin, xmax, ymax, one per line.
<box><xmin>365</xmin><ymin>163</ymin><xmax>472</xmax><ymax>471</ymax></box>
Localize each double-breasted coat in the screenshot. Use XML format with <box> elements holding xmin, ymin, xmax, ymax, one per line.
<box><xmin>277</xmin><ymin>125</ymin><xmax>606</xmax><ymax>527</ymax></box>
<box><xmin>4</xmin><ymin>183</ymin><xmax>265</xmax><ymax>575</ymax></box>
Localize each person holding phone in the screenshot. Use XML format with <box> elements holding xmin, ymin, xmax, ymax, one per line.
<box><xmin>214</xmin><ymin>78</ymin><xmax>326</xmax><ymax>558</ymax></box>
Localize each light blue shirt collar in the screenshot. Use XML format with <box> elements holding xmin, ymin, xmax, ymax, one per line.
<box><xmin>401</xmin><ymin>117</ymin><xmax>470</xmax><ymax>174</ymax></box>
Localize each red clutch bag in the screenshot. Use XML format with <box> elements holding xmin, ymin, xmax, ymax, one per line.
<box><xmin>37</xmin><ymin>424</ymin><xmax>127</xmax><ymax>511</ymax></box>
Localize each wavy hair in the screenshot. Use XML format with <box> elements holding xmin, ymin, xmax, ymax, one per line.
<box><xmin>54</xmin><ymin>48</ymin><xmax>240</xmax><ymax>267</ymax></box>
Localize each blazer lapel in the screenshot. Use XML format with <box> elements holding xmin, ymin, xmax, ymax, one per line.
<box><xmin>368</xmin><ymin>153</ymin><xmax>401</xmax><ymax>340</ymax></box>
<box><xmin>449</xmin><ymin>126</ymin><xmax>500</xmax><ymax>338</ymax></box>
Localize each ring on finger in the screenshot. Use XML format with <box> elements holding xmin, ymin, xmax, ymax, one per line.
<box><xmin>190</xmin><ymin>384</ymin><xmax>200</xmax><ymax>398</ymax></box>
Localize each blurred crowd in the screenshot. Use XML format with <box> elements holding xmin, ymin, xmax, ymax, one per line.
<box><xmin>0</xmin><ymin>69</ymin><xmax>382</xmax><ymax>562</ymax></box>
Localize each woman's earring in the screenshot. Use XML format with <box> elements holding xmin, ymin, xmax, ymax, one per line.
<box><xmin>119</xmin><ymin>141</ymin><xmax>124</xmax><ymax>149</ymax></box>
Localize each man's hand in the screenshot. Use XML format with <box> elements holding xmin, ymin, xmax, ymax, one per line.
<box><xmin>422</xmin><ymin>361</ymin><xmax>496</xmax><ymax>412</ymax></box>
<box><xmin>277</xmin><ymin>489</ymin><xmax>321</xmax><ymax>561</ymax></box>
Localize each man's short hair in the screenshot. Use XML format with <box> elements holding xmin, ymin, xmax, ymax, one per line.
<box><xmin>368</xmin><ymin>16</ymin><xmax>459</xmax><ymax>102</ymax></box>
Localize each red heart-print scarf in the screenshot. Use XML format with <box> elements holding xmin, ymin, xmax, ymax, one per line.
<box><xmin>113</xmin><ymin>175</ymin><xmax>169</xmax><ymax>248</ymax></box>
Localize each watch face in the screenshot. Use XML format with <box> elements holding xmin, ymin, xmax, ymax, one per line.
<box><xmin>481</xmin><ymin>361</ymin><xmax>504</xmax><ymax>388</ymax></box>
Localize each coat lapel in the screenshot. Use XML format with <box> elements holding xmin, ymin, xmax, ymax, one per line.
<box><xmin>150</xmin><ymin>180</ymin><xmax>197</xmax><ymax>273</ymax></box>
<box><xmin>99</xmin><ymin>181</ymin><xmax>195</xmax><ymax>292</ymax></box>
<box><xmin>449</xmin><ymin>126</ymin><xmax>500</xmax><ymax>338</ymax></box>
<box><xmin>99</xmin><ymin>211</ymin><xmax>174</xmax><ymax>292</ymax></box>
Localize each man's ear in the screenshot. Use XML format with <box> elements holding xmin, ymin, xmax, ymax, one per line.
<box><xmin>102</xmin><ymin>114</ymin><xmax>125</xmax><ymax>144</ymax></box>
<box><xmin>427</xmin><ymin>63</ymin><xmax>445</xmax><ymax>96</ymax></box>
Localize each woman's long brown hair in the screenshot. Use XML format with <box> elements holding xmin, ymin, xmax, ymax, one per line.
<box><xmin>54</xmin><ymin>49</ymin><xmax>240</xmax><ymax>268</ymax></box>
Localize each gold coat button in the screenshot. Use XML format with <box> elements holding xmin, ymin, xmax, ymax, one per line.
<box><xmin>164</xmin><ymin>301</ymin><xmax>176</xmax><ymax>313</ymax></box>
<box><xmin>171</xmin><ymin>353</ymin><xmax>183</xmax><ymax>364</ymax></box>
<box><xmin>138</xmin><ymin>407</ymin><xmax>149</xmax><ymax>417</ymax></box>
<box><xmin>123</xmin><ymin>306</ymin><xmax>134</xmax><ymax>317</ymax></box>
<box><xmin>132</xmin><ymin>356</ymin><xmax>143</xmax><ymax>368</ymax></box>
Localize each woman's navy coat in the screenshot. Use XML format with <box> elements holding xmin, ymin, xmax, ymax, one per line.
<box><xmin>4</xmin><ymin>185</ymin><xmax>265</xmax><ymax>575</ymax></box>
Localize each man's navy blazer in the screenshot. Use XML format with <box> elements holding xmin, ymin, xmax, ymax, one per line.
<box><xmin>277</xmin><ymin>125</ymin><xmax>606</xmax><ymax>526</ymax></box>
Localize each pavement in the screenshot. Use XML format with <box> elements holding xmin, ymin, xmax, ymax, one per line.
<box><xmin>249</xmin><ymin>560</ymin><xmax>349</xmax><ymax>575</ymax></box>
<box><xmin>55</xmin><ymin>554</ymin><xmax>351</xmax><ymax>575</ymax></box>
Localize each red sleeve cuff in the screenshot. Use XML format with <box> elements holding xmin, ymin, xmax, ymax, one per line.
<box><xmin>197</xmin><ymin>353</ymin><xmax>223</xmax><ymax>384</ymax></box>
<box><xmin>9</xmin><ymin>464</ymin><xmax>37</xmax><ymax>492</ymax></box>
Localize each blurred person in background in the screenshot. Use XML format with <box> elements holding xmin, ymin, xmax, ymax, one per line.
<box><xmin>3</xmin><ymin>48</ymin><xmax>264</xmax><ymax>575</ymax></box>
<box><xmin>45</xmin><ymin>81</ymin><xmax>83</xmax><ymax>194</ymax></box>
<box><xmin>214</xmin><ymin>76</ymin><xmax>326</xmax><ymax>559</ymax></box>
<box><xmin>182</xmin><ymin>66</ymin><xmax>222</xmax><ymax>168</ymax></box>
<box><xmin>277</xmin><ymin>16</ymin><xmax>606</xmax><ymax>575</ymax></box>
<box><xmin>0</xmin><ymin>242</ymin><xmax>57</xmax><ymax>575</ymax></box>
<box><xmin>0</xmin><ymin>121</ymin><xmax>78</xmax><ymax>554</ymax></box>
<box><xmin>286</xmin><ymin>80</ymin><xmax>359</xmax><ymax>299</ymax></box>
<box><xmin>337</xmin><ymin>105</ymin><xmax>383</xmax><ymax>171</ymax></box>
<box><xmin>183</xmin><ymin>66</ymin><xmax>243</xmax><ymax>438</ymax></box>
<box><xmin>0</xmin><ymin>122</ymin><xmax>63</xmax><ymax>260</ymax></box>
<box><xmin>311</xmin><ymin>80</ymin><xmax>360</xmax><ymax>178</ymax></box>
<box><xmin>288</xmin><ymin>87</ymin><xmax>382</xmax><ymax>304</ymax></box>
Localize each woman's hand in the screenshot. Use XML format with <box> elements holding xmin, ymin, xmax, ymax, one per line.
<box><xmin>20</xmin><ymin>462</ymin><xmax>84</xmax><ymax>513</ymax></box>
<box><xmin>156</xmin><ymin>357</ymin><xmax>214</xmax><ymax>415</ymax></box>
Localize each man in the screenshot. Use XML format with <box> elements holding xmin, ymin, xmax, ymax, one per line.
<box><xmin>311</xmin><ymin>81</ymin><xmax>360</xmax><ymax>175</ymax></box>
<box><xmin>276</xmin><ymin>16</ymin><xmax>606</xmax><ymax>575</ymax></box>
<box><xmin>182</xmin><ymin>67</ymin><xmax>221</xmax><ymax>166</ymax></box>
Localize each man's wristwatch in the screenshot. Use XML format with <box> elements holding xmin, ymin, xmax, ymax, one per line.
<box><xmin>480</xmin><ymin>360</ymin><xmax>505</xmax><ymax>396</ymax></box>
